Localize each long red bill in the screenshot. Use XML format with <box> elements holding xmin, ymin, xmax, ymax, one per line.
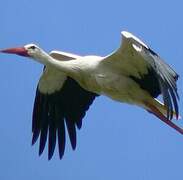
<box><xmin>0</xmin><ymin>47</ymin><xmax>29</xmax><ymax>57</ymax></box>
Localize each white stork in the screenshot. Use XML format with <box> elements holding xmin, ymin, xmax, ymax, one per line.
<box><xmin>0</xmin><ymin>31</ymin><xmax>181</xmax><ymax>160</ymax></box>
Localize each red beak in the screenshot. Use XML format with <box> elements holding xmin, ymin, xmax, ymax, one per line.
<box><xmin>0</xmin><ymin>47</ymin><xmax>30</xmax><ymax>57</ymax></box>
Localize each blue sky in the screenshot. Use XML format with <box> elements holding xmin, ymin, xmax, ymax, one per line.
<box><xmin>0</xmin><ymin>0</ymin><xmax>183</xmax><ymax>179</ymax></box>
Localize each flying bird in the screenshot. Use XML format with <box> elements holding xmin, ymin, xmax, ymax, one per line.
<box><xmin>0</xmin><ymin>31</ymin><xmax>181</xmax><ymax>160</ymax></box>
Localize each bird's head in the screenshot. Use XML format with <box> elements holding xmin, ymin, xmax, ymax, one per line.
<box><xmin>0</xmin><ymin>43</ymin><xmax>50</xmax><ymax>65</ymax></box>
<box><xmin>0</xmin><ymin>43</ymin><xmax>42</xmax><ymax>58</ymax></box>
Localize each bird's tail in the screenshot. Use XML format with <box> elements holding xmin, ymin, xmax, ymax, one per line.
<box><xmin>144</xmin><ymin>98</ymin><xmax>183</xmax><ymax>134</ymax></box>
<box><xmin>152</xmin><ymin>99</ymin><xmax>181</xmax><ymax>120</ymax></box>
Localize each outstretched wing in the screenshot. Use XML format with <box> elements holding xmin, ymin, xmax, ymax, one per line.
<box><xmin>32</xmin><ymin>51</ymin><xmax>98</xmax><ymax>160</ymax></box>
<box><xmin>103</xmin><ymin>31</ymin><xmax>179</xmax><ymax>120</ymax></box>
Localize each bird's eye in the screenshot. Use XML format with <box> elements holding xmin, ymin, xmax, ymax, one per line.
<box><xmin>29</xmin><ymin>46</ymin><xmax>36</xmax><ymax>50</ymax></box>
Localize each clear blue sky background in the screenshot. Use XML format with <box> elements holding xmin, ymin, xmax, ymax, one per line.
<box><xmin>0</xmin><ymin>0</ymin><xmax>183</xmax><ymax>179</ymax></box>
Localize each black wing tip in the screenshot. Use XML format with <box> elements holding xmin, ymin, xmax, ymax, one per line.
<box><xmin>47</xmin><ymin>151</ymin><xmax>64</xmax><ymax>160</ymax></box>
<box><xmin>48</xmin><ymin>157</ymin><xmax>52</xmax><ymax>161</ymax></box>
<box><xmin>48</xmin><ymin>142</ymin><xmax>57</xmax><ymax>160</ymax></box>
<box><xmin>175</xmin><ymin>74</ymin><xmax>179</xmax><ymax>81</ymax></box>
<box><xmin>59</xmin><ymin>155</ymin><xmax>64</xmax><ymax>160</ymax></box>
<box><xmin>31</xmin><ymin>131</ymin><xmax>40</xmax><ymax>145</ymax></box>
<box><xmin>70</xmin><ymin>136</ymin><xmax>77</xmax><ymax>150</ymax></box>
<box><xmin>48</xmin><ymin>153</ymin><xmax>54</xmax><ymax>160</ymax></box>
<box><xmin>71</xmin><ymin>142</ymin><xmax>77</xmax><ymax>150</ymax></box>
<box><xmin>39</xmin><ymin>147</ymin><xmax>44</xmax><ymax>156</ymax></box>
<box><xmin>66</xmin><ymin>121</ymin><xmax>77</xmax><ymax>150</ymax></box>
<box><xmin>58</xmin><ymin>145</ymin><xmax>65</xmax><ymax>160</ymax></box>
<box><xmin>58</xmin><ymin>125</ymin><xmax>66</xmax><ymax>160</ymax></box>
<box><xmin>48</xmin><ymin>146</ymin><xmax>56</xmax><ymax>160</ymax></box>
<box><xmin>76</xmin><ymin>122</ymin><xmax>82</xmax><ymax>129</ymax></box>
<box><xmin>58</xmin><ymin>148</ymin><xmax>65</xmax><ymax>160</ymax></box>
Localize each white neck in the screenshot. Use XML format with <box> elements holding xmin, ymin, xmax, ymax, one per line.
<box><xmin>32</xmin><ymin>50</ymin><xmax>104</xmax><ymax>85</ymax></box>
<box><xmin>33</xmin><ymin>50</ymin><xmax>84</xmax><ymax>78</ymax></box>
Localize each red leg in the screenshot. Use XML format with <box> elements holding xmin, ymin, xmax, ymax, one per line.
<box><xmin>145</xmin><ymin>102</ymin><xmax>183</xmax><ymax>135</ymax></box>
